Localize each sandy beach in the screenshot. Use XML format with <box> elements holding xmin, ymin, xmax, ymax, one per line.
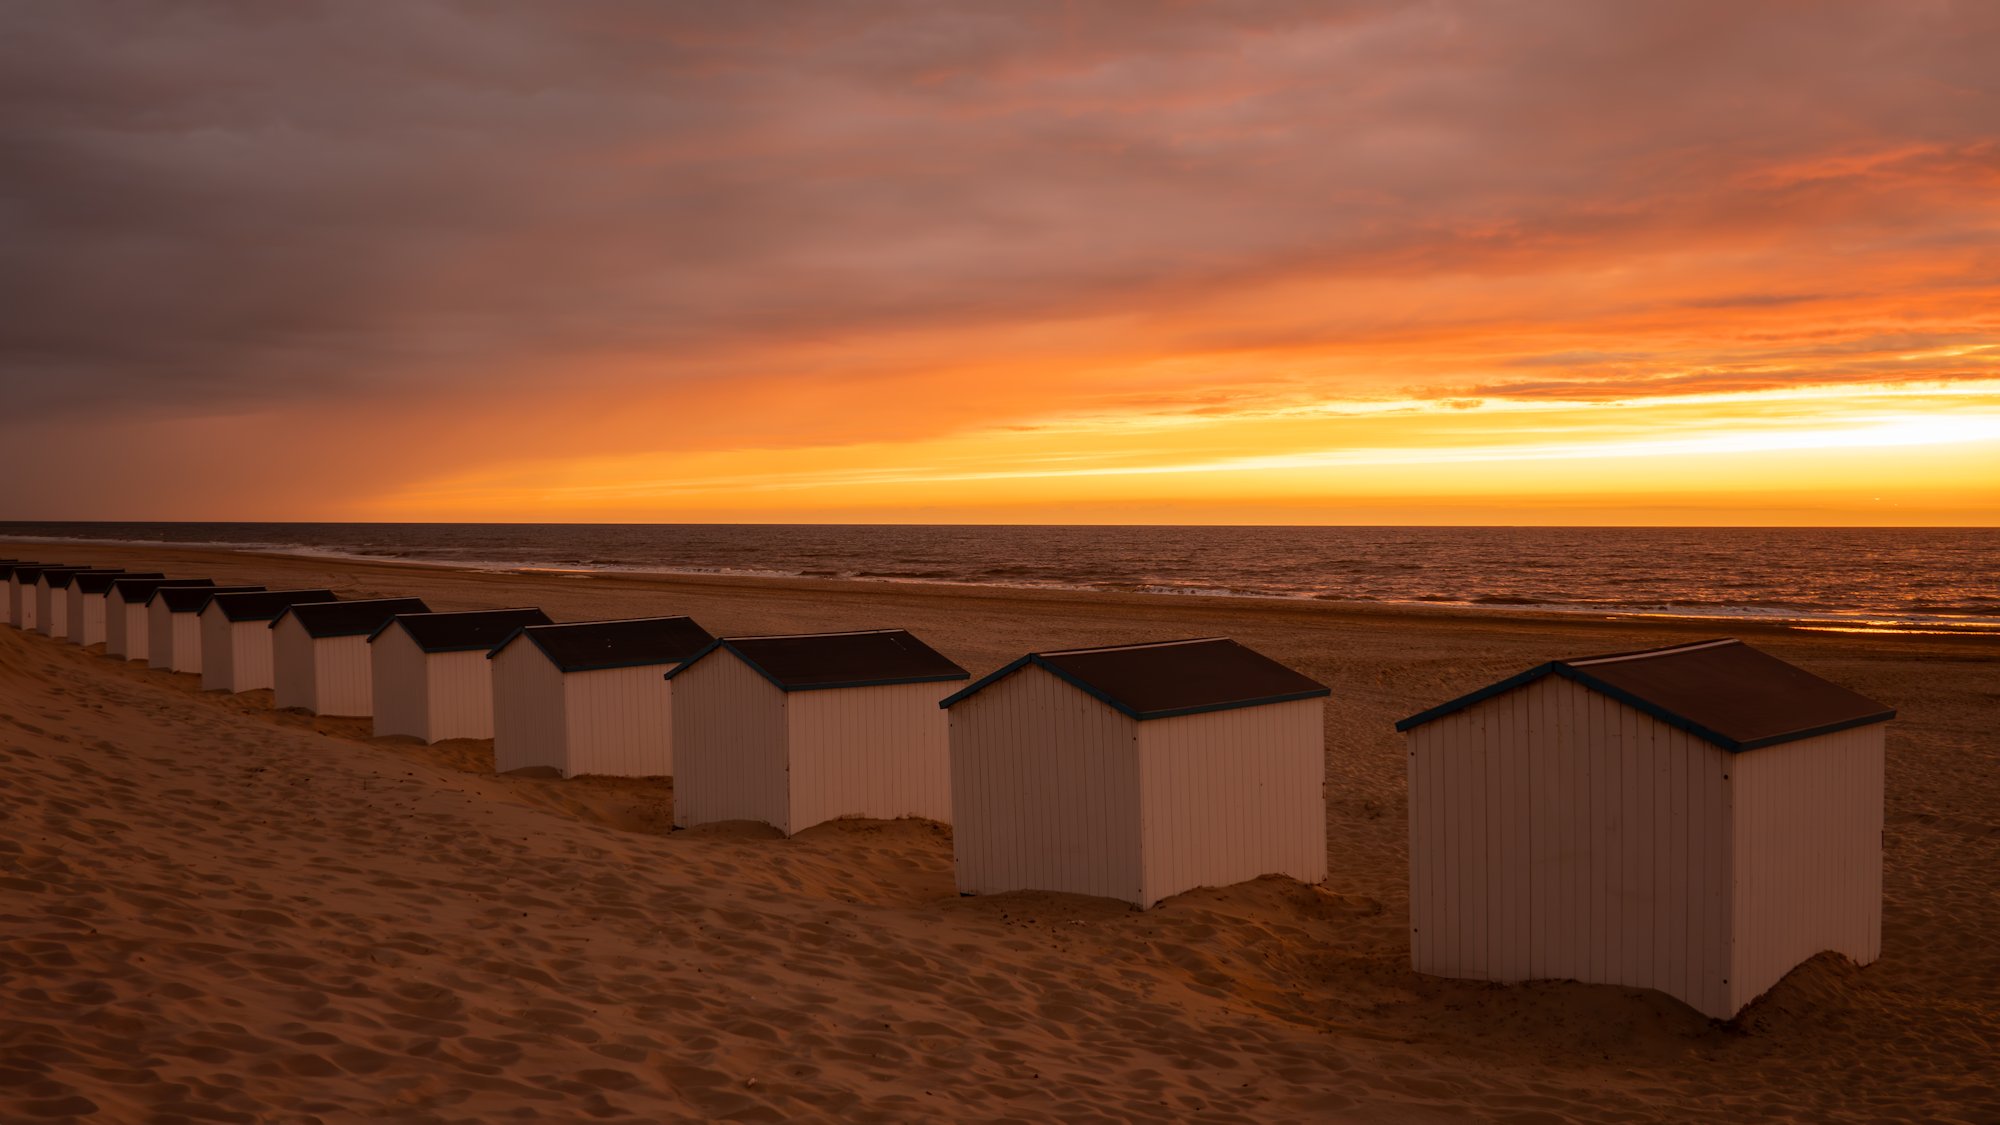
<box><xmin>2</xmin><ymin>541</ymin><xmax>1996</xmax><ymax>1123</ymax></box>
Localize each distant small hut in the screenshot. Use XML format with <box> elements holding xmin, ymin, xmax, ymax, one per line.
<box><xmin>106</xmin><ymin>578</ymin><xmax>215</xmax><ymax>662</ymax></box>
<box><xmin>199</xmin><ymin>589</ymin><xmax>339</xmax><ymax>693</ymax></box>
<box><xmin>149</xmin><ymin>585</ymin><xmax>263</xmax><ymax>673</ymax></box>
<box><xmin>1396</xmin><ymin>638</ymin><xmax>1894</xmax><ymax>1019</ymax></box>
<box><xmin>368</xmin><ymin>609</ymin><xmax>553</xmax><ymax>742</ymax></box>
<box><xmin>68</xmin><ymin>570</ymin><xmax>163</xmax><ymax>647</ymax></box>
<box><xmin>666</xmin><ymin>629</ymin><xmax>970</xmax><ymax>835</ymax></box>
<box><xmin>490</xmin><ymin>615</ymin><xmax>715</xmax><ymax>778</ymax></box>
<box><xmin>271</xmin><ymin>597</ymin><xmax>432</xmax><ymax>716</ymax></box>
<box><xmin>942</xmin><ymin>637</ymin><xmax>1331</xmax><ymax>909</ymax></box>
<box><xmin>36</xmin><ymin>567</ymin><xmax>121</xmax><ymax>640</ymax></box>
<box><xmin>3</xmin><ymin>562</ymin><xmax>57</xmax><ymax>630</ymax></box>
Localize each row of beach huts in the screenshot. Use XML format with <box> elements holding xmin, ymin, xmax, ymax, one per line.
<box><xmin>0</xmin><ymin>556</ymin><xmax>1894</xmax><ymax>1019</ymax></box>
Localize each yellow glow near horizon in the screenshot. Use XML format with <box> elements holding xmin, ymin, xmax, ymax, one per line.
<box><xmin>360</xmin><ymin>377</ymin><xmax>2000</xmax><ymax>524</ymax></box>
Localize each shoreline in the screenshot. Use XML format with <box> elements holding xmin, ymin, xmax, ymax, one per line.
<box><xmin>7</xmin><ymin>534</ymin><xmax>1997</xmax><ymax>641</ymax></box>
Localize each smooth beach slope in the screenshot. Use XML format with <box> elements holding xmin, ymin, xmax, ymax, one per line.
<box><xmin>2</xmin><ymin>543</ymin><xmax>1998</xmax><ymax>1122</ymax></box>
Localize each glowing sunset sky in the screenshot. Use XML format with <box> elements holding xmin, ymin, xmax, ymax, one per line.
<box><xmin>3</xmin><ymin>2</ymin><xmax>1996</xmax><ymax>524</ymax></box>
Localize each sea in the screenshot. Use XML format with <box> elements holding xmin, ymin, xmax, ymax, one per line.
<box><xmin>2</xmin><ymin>522</ymin><xmax>1996</xmax><ymax>635</ymax></box>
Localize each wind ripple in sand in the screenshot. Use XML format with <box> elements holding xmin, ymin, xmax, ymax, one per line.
<box><xmin>2</xmin><ymin>568</ymin><xmax>1998</xmax><ymax>1122</ymax></box>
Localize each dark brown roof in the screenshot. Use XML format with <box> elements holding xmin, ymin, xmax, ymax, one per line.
<box><xmin>371</xmin><ymin>608</ymin><xmax>552</xmax><ymax>652</ymax></box>
<box><xmin>41</xmin><ymin>567</ymin><xmax>121</xmax><ymax>589</ymax></box>
<box><xmin>209</xmin><ymin>589</ymin><xmax>338</xmax><ymax>622</ymax></box>
<box><xmin>9</xmin><ymin>564</ymin><xmax>64</xmax><ymax>583</ymax></box>
<box><xmin>0</xmin><ymin>562</ymin><xmax>55</xmax><ymax>580</ymax></box>
<box><xmin>156</xmin><ymin>585</ymin><xmax>264</xmax><ymax>612</ymax></box>
<box><xmin>1395</xmin><ymin>638</ymin><xmax>1895</xmax><ymax>751</ymax></box>
<box><xmin>76</xmin><ymin>571</ymin><xmax>163</xmax><ymax>594</ymax></box>
<box><xmin>494</xmin><ymin>616</ymin><xmax>714</xmax><ymax>673</ymax></box>
<box><xmin>277</xmin><ymin>597</ymin><xmax>432</xmax><ymax>638</ymax></box>
<box><xmin>110</xmin><ymin>577</ymin><xmax>215</xmax><ymax>603</ymax></box>
<box><xmin>666</xmin><ymin>629</ymin><xmax>969</xmax><ymax>691</ymax></box>
<box><xmin>942</xmin><ymin>637</ymin><xmax>1332</xmax><ymax>720</ymax></box>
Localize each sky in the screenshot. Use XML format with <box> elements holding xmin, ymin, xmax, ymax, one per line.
<box><xmin>2</xmin><ymin>0</ymin><xmax>1996</xmax><ymax>525</ymax></box>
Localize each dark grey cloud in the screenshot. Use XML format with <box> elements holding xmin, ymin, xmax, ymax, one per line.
<box><xmin>1</xmin><ymin>0</ymin><xmax>1995</xmax><ymax>432</ymax></box>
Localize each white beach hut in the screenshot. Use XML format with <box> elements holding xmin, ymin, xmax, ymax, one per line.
<box><xmin>666</xmin><ymin>629</ymin><xmax>970</xmax><ymax>835</ymax></box>
<box><xmin>270</xmin><ymin>597</ymin><xmax>431</xmax><ymax>716</ymax></box>
<box><xmin>1396</xmin><ymin>637</ymin><xmax>1895</xmax><ymax>1019</ymax></box>
<box><xmin>369</xmin><ymin>608</ymin><xmax>553</xmax><ymax>742</ymax></box>
<box><xmin>37</xmin><ymin>567</ymin><xmax>121</xmax><ymax>640</ymax></box>
<box><xmin>3</xmin><ymin>562</ymin><xmax>56</xmax><ymax>629</ymax></box>
<box><xmin>489</xmin><ymin>615</ymin><xmax>715</xmax><ymax>778</ymax></box>
<box><xmin>199</xmin><ymin>589</ymin><xmax>338</xmax><ymax>693</ymax></box>
<box><xmin>149</xmin><ymin>585</ymin><xmax>263</xmax><ymax>673</ymax></box>
<box><xmin>0</xmin><ymin>560</ymin><xmax>18</xmax><ymax>625</ymax></box>
<box><xmin>68</xmin><ymin>570</ymin><xmax>163</xmax><ymax>647</ymax></box>
<box><xmin>942</xmin><ymin>637</ymin><xmax>1331</xmax><ymax>909</ymax></box>
<box><xmin>106</xmin><ymin>577</ymin><xmax>215</xmax><ymax>662</ymax></box>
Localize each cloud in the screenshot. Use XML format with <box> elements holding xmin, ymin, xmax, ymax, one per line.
<box><xmin>0</xmin><ymin>1</ymin><xmax>1996</xmax><ymax>517</ymax></box>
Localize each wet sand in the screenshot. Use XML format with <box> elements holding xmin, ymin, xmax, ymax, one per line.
<box><xmin>1</xmin><ymin>542</ymin><xmax>1995</xmax><ymax>1122</ymax></box>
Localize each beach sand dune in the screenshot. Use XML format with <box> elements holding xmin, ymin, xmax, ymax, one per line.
<box><xmin>1</xmin><ymin>544</ymin><xmax>1996</xmax><ymax>1122</ymax></box>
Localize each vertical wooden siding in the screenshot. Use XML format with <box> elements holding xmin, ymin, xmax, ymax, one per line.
<box><xmin>146</xmin><ymin>602</ymin><xmax>176</xmax><ymax>669</ymax></box>
<box><xmin>1135</xmin><ymin>697</ymin><xmax>1326</xmax><ymax>908</ymax></box>
<box><xmin>68</xmin><ymin>592</ymin><xmax>104</xmax><ymax>645</ymax></box>
<box><xmin>168</xmin><ymin>615</ymin><xmax>203</xmax><ymax>673</ymax></box>
<box><xmin>37</xmin><ymin>583</ymin><xmax>64</xmax><ymax>638</ymax></box>
<box><xmin>107</xmin><ymin>595</ymin><xmax>142</xmax><ymax>659</ymax></box>
<box><xmin>199</xmin><ymin>609</ymin><xmax>234</xmax><ymax>690</ymax></box>
<box><xmin>492</xmin><ymin>644</ymin><xmax>568</xmax><ymax>774</ymax></box>
<box><xmin>948</xmin><ymin>666</ymin><xmax>1143</xmax><ymax>904</ymax></box>
<box><xmin>370</xmin><ymin>627</ymin><xmax>431</xmax><ymax>740</ymax></box>
<box><xmin>671</xmin><ymin>652</ymin><xmax>790</xmax><ymax>832</ymax></box>
<box><xmin>224</xmin><ymin>616</ymin><xmax>280</xmax><ymax>688</ymax></box>
<box><xmin>272</xmin><ymin>618</ymin><xmax>317</xmax><ymax>710</ymax></box>
<box><xmin>423</xmin><ymin>650</ymin><xmax>496</xmax><ymax>742</ymax></box>
<box><xmin>1408</xmin><ymin>676</ymin><xmax>1736</xmax><ymax>1018</ymax></box>
<box><xmin>564</xmin><ymin>666</ymin><xmax>675</xmax><ymax>778</ymax></box>
<box><xmin>787</xmin><ymin>681</ymin><xmax>953</xmax><ymax>832</ymax></box>
<box><xmin>7</xmin><ymin>578</ymin><xmax>30</xmax><ymax>629</ymax></box>
<box><xmin>312</xmin><ymin>636</ymin><xmax>376</xmax><ymax>717</ymax></box>
<box><xmin>1727</xmin><ymin>724</ymin><xmax>1884</xmax><ymax>1012</ymax></box>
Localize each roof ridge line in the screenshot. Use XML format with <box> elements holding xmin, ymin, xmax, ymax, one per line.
<box><xmin>1565</xmin><ymin>638</ymin><xmax>1739</xmax><ymax>667</ymax></box>
<box><xmin>1039</xmin><ymin>636</ymin><xmax>1227</xmax><ymax>656</ymax></box>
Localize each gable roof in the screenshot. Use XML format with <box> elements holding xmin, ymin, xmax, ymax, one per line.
<box><xmin>76</xmin><ymin>571</ymin><xmax>163</xmax><ymax>595</ymax></box>
<box><xmin>665</xmin><ymin>629</ymin><xmax>969</xmax><ymax>692</ymax></box>
<box><xmin>110</xmin><ymin>577</ymin><xmax>215</xmax><ymax>603</ymax></box>
<box><xmin>274</xmin><ymin>597</ymin><xmax>432</xmax><ymax>638</ymax></box>
<box><xmin>207</xmin><ymin>589</ymin><xmax>338</xmax><ymax>622</ymax></box>
<box><xmin>492</xmin><ymin>615</ymin><xmax>714</xmax><ymax>673</ymax></box>
<box><xmin>40</xmin><ymin>567</ymin><xmax>121</xmax><ymax>589</ymax></box>
<box><xmin>0</xmin><ymin>562</ymin><xmax>54</xmax><ymax>581</ymax></box>
<box><xmin>10</xmin><ymin>564</ymin><xmax>66</xmax><ymax>584</ymax></box>
<box><xmin>941</xmin><ymin>637</ymin><xmax>1332</xmax><ymax>720</ymax></box>
<box><xmin>156</xmin><ymin>585</ymin><xmax>264</xmax><ymax>612</ymax></box>
<box><xmin>371</xmin><ymin>608</ymin><xmax>552</xmax><ymax>652</ymax></box>
<box><xmin>1394</xmin><ymin>638</ymin><xmax>1895</xmax><ymax>752</ymax></box>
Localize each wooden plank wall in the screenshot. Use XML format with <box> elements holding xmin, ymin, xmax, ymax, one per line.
<box><xmin>1408</xmin><ymin>676</ymin><xmax>1736</xmax><ymax>1017</ymax></box>
<box><xmin>671</xmin><ymin>652</ymin><xmax>791</xmax><ymax>831</ymax></box>
<box><xmin>947</xmin><ymin>667</ymin><xmax>1143</xmax><ymax>904</ymax></box>
<box><xmin>787</xmin><ymin>680</ymin><xmax>953</xmax><ymax>832</ymax></box>
<box><xmin>271</xmin><ymin>616</ymin><xmax>318</xmax><ymax>711</ymax></box>
<box><xmin>424</xmin><ymin>650</ymin><xmax>498</xmax><ymax>741</ymax></box>
<box><xmin>106</xmin><ymin>594</ymin><xmax>144</xmax><ymax>659</ymax></box>
<box><xmin>198</xmin><ymin>608</ymin><xmax>234</xmax><ymax>690</ymax></box>
<box><xmin>1135</xmin><ymin>697</ymin><xmax>1326</xmax><ymax>908</ymax></box>
<box><xmin>369</xmin><ymin>626</ymin><xmax>431</xmax><ymax>740</ymax></box>
<box><xmin>564</xmin><ymin>665</ymin><xmax>675</xmax><ymax>778</ymax></box>
<box><xmin>492</xmin><ymin>643</ymin><xmax>569</xmax><ymax>773</ymax></box>
<box><xmin>1727</xmin><ymin>724</ymin><xmax>1884</xmax><ymax>1012</ymax></box>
